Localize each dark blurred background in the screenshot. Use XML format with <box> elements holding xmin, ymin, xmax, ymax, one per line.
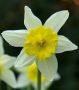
<box><xmin>0</xmin><ymin>0</ymin><xmax>79</xmax><ymax>90</ymax></box>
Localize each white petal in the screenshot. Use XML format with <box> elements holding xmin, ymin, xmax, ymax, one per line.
<box><xmin>24</xmin><ymin>6</ymin><xmax>42</xmax><ymax>29</ymax></box>
<box><xmin>17</xmin><ymin>74</ymin><xmax>30</xmax><ymax>88</ymax></box>
<box><xmin>54</xmin><ymin>73</ymin><xmax>61</xmax><ymax>81</ymax></box>
<box><xmin>1</xmin><ymin>69</ymin><xmax>17</xmax><ymax>88</ymax></box>
<box><xmin>41</xmin><ymin>73</ymin><xmax>60</xmax><ymax>90</ymax></box>
<box><xmin>32</xmin><ymin>80</ymin><xmax>51</xmax><ymax>90</ymax></box>
<box><xmin>56</xmin><ymin>35</ymin><xmax>78</xmax><ymax>53</ymax></box>
<box><xmin>36</xmin><ymin>55</ymin><xmax>58</xmax><ymax>81</ymax></box>
<box><xmin>0</xmin><ymin>55</ymin><xmax>16</xmax><ymax>68</ymax></box>
<box><xmin>2</xmin><ymin>30</ymin><xmax>28</xmax><ymax>47</ymax></box>
<box><xmin>15</xmin><ymin>49</ymin><xmax>35</xmax><ymax>68</ymax></box>
<box><xmin>44</xmin><ymin>10</ymin><xmax>69</xmax><ymax>32</ymax></box>
<box><xmin>42</xmin><ymin>82</ymin><xmax>52</xmax><ymax>90</ymax></box>
<box><xmin>0</xmin><ymin>36</ymin><xmax>4</xmax><ymax>56</ymax></box>
<box><xmin>41</xmin><ymin>84</ymin><xmax>47</xmax><ymax>90</ymax></box>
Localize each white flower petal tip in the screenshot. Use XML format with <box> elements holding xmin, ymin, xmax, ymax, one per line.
<box><xmin>0</xmin><ymin>36</ymin><xmax>4</xmax><ymax>56</ymax></box>
<box><xmin>56</xmin><ymin>35</ymin><xmax>78</xmax><ymax>53</ymax></box>
<box><xmin>24</xmin><ymin>6</ymin><xmax>42</xmax><ymax>29</ymax></box>
<box><xmin>14</xmin><ymin>59</ymin><xmax>33</xmax><ymax>69</ymax></box>
<box><xmin>1</xmin><ymin>69</ymin><xmax>17</xmax><ymax>89</ymax></box>
<box><xmin>61</xmin><ymin>10</ymin><xmax>69</xmax><ymax>15</ymax></box>
<box><xmin>61</xmin><ymin>10</ymin><xmax>69</xmax><ymax>20</ymax></box>
<box><xmin>14</xmin><ymin>62</ymin><xmax>24</xmax><ymax>69</ymax></box>
<box><xmin>61</xmin><ymin>10</ymin><xmax>69</xmax><ymax>16</ymax></box>
<box><xmin>1</xmin><ymin>31</ymin><xmax>11</xmax><ymax>42</ymax></box>
<box><xmin>14</xmin><ymin>58</ymin><xmax>34</xmax><ymax>69</ymax></box>
<box><xmin>54</xmin><ymin>73</ymin><xmax>61</xmax><ymax>81</ymax></box>
<box><xmin>71</xmin><ymin>44</ymin><xmax>78</xmax><ymax>50</ymax></box>
<box><xmin>1</xmin><ymin>30</ymin><xmax>27</xmax><ymax>47</ymax></box>
<box><xmin>44</xmin><ymin>10</ymin><xmax>69</xmax><ymax>32</ymax></box>
<box><xmin>14</xmin><ymin>64</ymin><xmax>23</xmax><ymax>69</ymax></box>
<box><xmin>56</xmin><ymin>10</ymin><xmax>69</xmax><ymax>19</ymax></box>
<box><xmin>14</xmin><ymin>49</ymin><xmax>35</xmax><ymax>69</ymax></box>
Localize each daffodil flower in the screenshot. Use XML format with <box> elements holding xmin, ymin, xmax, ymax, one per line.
<box><xmin>2</xmin><ymin>6</ymin><xmax>78</xmax><ymax>81</ymax></box>
<box><xmin>0</xmin><ymin>36</ymin><xmax>16</xmax><ymax>88</ymax></box>
<box><xmin>16</xmin><ymin>62</ymin><xmax>60</xmax><ymax>90</ymax></box>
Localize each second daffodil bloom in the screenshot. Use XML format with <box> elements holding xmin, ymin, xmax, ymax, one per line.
<box><xmin>0</xmin><ymin>36</ymin><xmax>16</xmax><ymax>88</ymax></box>
<box><xmin>2</xmin><ymin>6</ymin><xmax>78</xmax><ymax>81</ymax></box>
<box><xmin>16</xmin><ymin>62</ymin><xmax>60</xmax><ymax>90</ymax></box>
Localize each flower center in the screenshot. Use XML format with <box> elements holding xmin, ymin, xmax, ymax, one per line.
<box><xmin>37</xmin><ymin>40</ymin><xmax>46</xmax><ymax>47</ymax></box>
<box><xmin>25</xmin><ymin>63</ymin><xmax>46</xmax><ymax>83</ymax></box>
<box><xmin>24</xmin><ymin>26</ymin><xmax>58</xmax><ymax>61</ymax></box>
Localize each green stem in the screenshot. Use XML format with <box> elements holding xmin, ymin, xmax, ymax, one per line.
<box><xmin>20</xmin><ymin>89</ymin><xmax>26</xmax><ymax>90</ymax></box>
<box><xmin>27</xmin><ymin>85</ymin><xmax>32</xmax><ymax>90</ymax></box>
<box><xmin>21</xmin><ymin>85</ymin><xmax>32</xmax><ymax>90</ymax></box>
<box><xmin>7</xmin><ymin>86</ymin><xmax>12</xmax><ymax>90</ymax></box>
<box><xmin>37</xmin><ymin>69</ymin><xmax>41</xmax><ymax>90</ymax></box>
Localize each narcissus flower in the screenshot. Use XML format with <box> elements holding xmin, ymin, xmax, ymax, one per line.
<box><xmin>16</xmin><ymin>62</ymin><xmax>60</xmax><ymax>90</ymax></box>
<box><xmin>0</xmin><ymin>36</ymin><xmax>16</xmax><ymax>88</ymax></box>
<box><xmin>2</xmin><ymin>6</ymin><xmax>78</xmax><ymax>81</ymax></box>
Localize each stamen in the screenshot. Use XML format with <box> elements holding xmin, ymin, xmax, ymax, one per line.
<box><xmin>37</xmin><ymin>40</ymin><xmax>46</xmax><ymax>47</ymax></box>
